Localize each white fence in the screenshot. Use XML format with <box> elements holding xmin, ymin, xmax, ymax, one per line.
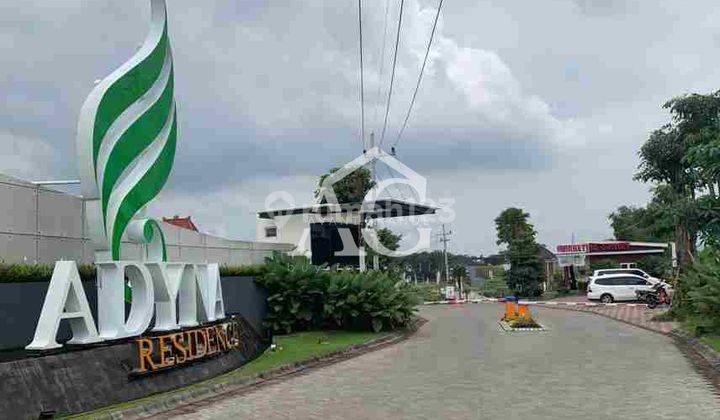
<box><xmin>0</xmin><ymin>174</ymin><xmax>294</xmax><ymax>265</ymax></box>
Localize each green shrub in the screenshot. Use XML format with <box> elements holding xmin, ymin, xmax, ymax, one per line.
<box><xmin>577</xmin><ymin>280</ymin><xmax>588</xmax><ymax>293</ymax></box>
<box><xmin>0</xmin><ymin>262</ymin><xmax>266</xmax><ymax>283</ymax></box>
<box><xmin>0</xmin><ymin>263</ymin><xmax>96</xmax><ymax>283</ymax></box>
<box><xmin>673</xmin><ymin>254</ymin><xmax>720</xmax><ymax>335</ymax></box>
<box><xmin>588</xmin><ymin>258</ymin><xmax>618</xmax><ymax>272</ymax></box>
<box><xmin>479</xmin><ymin>275</ymin><xmax>508</xmax><ymax>298</ymax></box>
<box><xmin>637</xmin><ymin>255</ymin><xmax>671</xmax><ymax>279</ymax></box>
<box><xmin>414</xmin><ymin>283</ymin><xmax>442</xmax><ymax>302</ymax></box>
<box><xmin>255</xmin><ymin>262</ymin><xmax>419</xmax><ymax>334</ymax></box>
<box><xmin>219</xmin><ymin>264</ymin><xmax>266</xmax><ymax>277</ymax></box>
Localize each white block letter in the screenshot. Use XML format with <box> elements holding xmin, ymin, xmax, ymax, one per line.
<box><xmin>26</xmin><ymin>261</ymin><xmax>102</xmax><ymax>350</ymax></box>
<box><xmin>96</xmin><ymin>262</ymin><xmax>154</xmax><ymax>339</ymax></box>
<box><xmin>148</xmin><ymin>262</ymin><xmax>194</xmax><ymax>331</ymax></box>
<box><xmin>194</xmin><ymin>263</ymin><xmax>225</xmax><ymax>322</ymax></box>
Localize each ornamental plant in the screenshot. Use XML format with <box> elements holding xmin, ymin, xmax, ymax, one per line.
<box><xmin>507</xmin><ymin>315</ymin><xmax>541</xmax><ymax>329</ymax></box>
<box><xmin>255</xmin><ymin>261</ymin><xmax>420</xmax><ymax>334</ymax></box>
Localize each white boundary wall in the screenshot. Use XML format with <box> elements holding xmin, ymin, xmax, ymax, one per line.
<box><xmin>0</xmin><ymin>174</ymin><xmax>293</xmax><ymax>265</ymax></box>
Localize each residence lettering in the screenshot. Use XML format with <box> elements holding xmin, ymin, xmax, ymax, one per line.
<box><xmin>135</xmin><ymin>317</ymin><xmax>248</xmax><ymax>374</ymax></box>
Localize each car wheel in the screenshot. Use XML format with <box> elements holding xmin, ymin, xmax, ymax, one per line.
<box><xmin>600</xmin><ymin>294</ymin><xmax>614</xmax><ymax>304</ymax></box>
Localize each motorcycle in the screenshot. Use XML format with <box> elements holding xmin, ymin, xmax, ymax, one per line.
<box><xmin>635</xmin><ymin>282</ymin><xmax>670</xmax><ymax>309</ymax></box>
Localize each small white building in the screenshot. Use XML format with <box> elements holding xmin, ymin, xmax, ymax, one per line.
<box><xmin>256</xmin><ymin>199</ymin><xmax>436</xmax><ymax>263</ymax></box>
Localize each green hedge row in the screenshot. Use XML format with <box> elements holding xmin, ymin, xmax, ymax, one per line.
<box><xmin>0</xmin><ymin>263</ymin><xmax>265</xmax><ymax>283</ymax></box>
<box><xmin>0</xmin><ymin>263</ymin><xmax>96</xmax><ymax>283</ymax></box>
<box><xmin>256</xmin><ymin>262</ymin><xmax>419</xmax><ymax>333</ymax></box>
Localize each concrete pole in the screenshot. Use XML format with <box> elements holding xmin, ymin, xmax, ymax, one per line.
<box><xmin>442</xmin><ymin>224</ymin><xmax>450</xmax><ymax>284</ymax></box>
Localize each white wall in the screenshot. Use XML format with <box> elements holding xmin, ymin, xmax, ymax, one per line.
<box><xmin>0</xmin><ymin>174</ymin><xmax>294</xmax><ymax>265</ymax></box>
<box><xmin>255</xmin><ymin>211</ymin><xmax>362</xmax><ymax>258</ymax></box>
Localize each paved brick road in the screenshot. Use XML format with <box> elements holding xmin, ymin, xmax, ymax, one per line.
<box><xmin>166</xmin><ymin>305</ymin><xmax>719</xmax><ymax>419</ymax></box>
<box><xmin>537</xmin><ymin>301</ymin><xmax>678</xmax><ymax>334</ymax></box>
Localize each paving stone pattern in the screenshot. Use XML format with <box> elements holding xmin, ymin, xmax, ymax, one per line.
<box><xmin>563</xmin><ymin>303</ymin><xmax>677</xmax><ymax>334</ymax></box>
<box><xmin>164</xmin><ymin>305</ymin><xmax>719</xmax><ymax>420</ymax></box>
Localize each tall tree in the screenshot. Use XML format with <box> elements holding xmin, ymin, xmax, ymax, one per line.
<box><xmin>494</xmin><ymin>208</ymin><xmax>531</xmax><ymax>246</ymax></box>
<box><xmin>494</xmin><ymin>208</ymin><xmax>543</xmax><ymax>297</ymax></box>
<box><xmin>634</xmin><ymin>93</ymin><xmax>720</xmax><ymax>268</ymax></box>
<box><xmin>609</xmin><ymin>192</ymin><xmax>674</xmax><ymax>244</ymax></box>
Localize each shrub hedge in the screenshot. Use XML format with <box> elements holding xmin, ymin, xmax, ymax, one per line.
<box><xmin>0</xmin><ymin>263</ymin><xmax>264</xmax><ymax>283</ymax></box>
<box><xmin>255</xmin><ymin>262</ymin><xmax>419</xmax><ymax>333</ymax></box>
<box><xmin>0</xmin><ymin>263</ymin><xmax>96</xmax><ymax>283</ymax></box>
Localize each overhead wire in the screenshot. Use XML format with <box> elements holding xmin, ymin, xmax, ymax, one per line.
<box><xmin>373</xmin><ymin>0</ymin><xmax>391</xmax><ymax>134</ymax></box>
<box><xmin>392</xmin><ymin>0</ymin><xmax>444</xmax><ymax>149</ymax></box>
<box><xmin>358</xmin><ymin>0</ymin><xmax>366</xmax><ymax>150</ymax></box>
<box><xmin>378</xmin><ymin>0</ymin><xmax>405</xmax><ymax>148</ymax></box>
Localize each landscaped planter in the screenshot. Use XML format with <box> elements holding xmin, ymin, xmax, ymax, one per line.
<box><xmin>498</xmin><ymin>320</ymin><xmax>546</xmax><ymax>332</ymax></box>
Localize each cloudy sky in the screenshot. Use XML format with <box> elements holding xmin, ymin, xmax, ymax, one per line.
<box><xmin>3</xmin><ymin>0</ymin><xmax>720</xmax><ymax>256</ymax></box>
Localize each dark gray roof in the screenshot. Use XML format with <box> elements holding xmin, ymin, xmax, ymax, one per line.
<box><xmin>257</xmin><ymin>199</ymin><xmax>436</xmax><ymax>220</ymax></box>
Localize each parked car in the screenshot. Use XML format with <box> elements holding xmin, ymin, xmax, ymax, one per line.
<box><xmin>587</xmin><ymin>274</ymin><xmax>656</xmax><ymax>303</ymax></box>
<box><xmin>590</xmin><ymin>268</ymin><xmax>673</xmax><ymax>297</ymax></box>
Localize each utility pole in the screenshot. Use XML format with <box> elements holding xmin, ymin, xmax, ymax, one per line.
<box><xmin>437</xmin><ymin>224</ymin><xmax>452</xmax><ymax>284</ymax></box>
<box><xmin>359</xmin><ymin>132</ymin><xmax>377</xmax><ymax>272</ymax></box>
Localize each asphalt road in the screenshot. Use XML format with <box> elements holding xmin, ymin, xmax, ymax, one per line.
<box><xmin>165</xmin><ymin>304</ymin><xmax>719</xmax><ymax>419</ymax></box>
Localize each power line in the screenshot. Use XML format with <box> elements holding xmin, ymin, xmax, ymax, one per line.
<box><xmin>373</xmin><ymin>0</ymin><xmax>391</xmax><ymax>132</ymax></box>
<box><xmin>379</xmin><ymin>0</ymin><xmax>405</xmax><ymax>148</ymax></box>
<box><xmin>392</xmin><ymin>0</ymin><xmax>444</xmax><ymax>149</ymax></box>
<box><xmin>358</xmin><ymin>0</ymin><xmax>366</xmax><ymax>149</ymax></box>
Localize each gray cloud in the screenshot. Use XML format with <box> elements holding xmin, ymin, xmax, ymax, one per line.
<box><xmin>2</xmin><ymin>0</ymin><xmax>720</xmax><ymax>254</ymax></box>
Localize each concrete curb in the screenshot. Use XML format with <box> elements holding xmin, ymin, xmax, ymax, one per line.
<box><xmin>668</xmin><ymin>329</ymin><xmax>720</xmax><ymax>371</ymax></box>
<box><xmin>423</xmin><ymin>298</ymin><xmax>632</xmax><ymax>308</ymax></box>
<box><xmin>86</xmin><ymin>320</ymin><xmax>425</xmax><ymax>419</ymax></box>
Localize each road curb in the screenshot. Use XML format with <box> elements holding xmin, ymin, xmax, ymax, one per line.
<box><xmin>85</xmin><ymin>319</ymin><xmax>425</xmax><ymax>419</ymax></box>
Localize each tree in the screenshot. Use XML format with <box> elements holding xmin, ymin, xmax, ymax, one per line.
<box><xmin>367</xmin><ymin>228</ymin><xmax>402</xmax><ymax>270</ymax></box>
<box><xmin>634</xmin><ymin>92</ymin><xmax>720</xmax><ymax>267</ymax></box>
<box><xmin>629</xmin><ymin>91</ymin><xmax>720</xmax><ymax>319</ymax></box>
<box><xmin>315</xmin><ymin>167</ymin><xmax>375</xmax><ymax>204</ymax></box>
<box><xmin>609</xmin><ymin>192</ymin><xmax>674</xmax><ymax>244</ymax></box>
<box><xmin>494</xmin><ymin>208</ymin><xmax>543</xmax><ymax>297</ymax></box>
<box><xmin>494</xmin><ymin>208</ymin><xmax>531</xmax><ymax>246</ymax></box>
<box><xmin>395</xmin><ymin>251</ymin><xmax>482</xmax><ymax>283</ymax></box>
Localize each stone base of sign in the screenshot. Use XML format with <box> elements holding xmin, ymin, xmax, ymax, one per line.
<box><xmin>0</xmin><ymin>316</ymin><xmax>268</xmax><ymax>419</ymax></box>
<box><xmin>92</xmin><ymin>317</ymin><xmax>427</xmax><ymax>419</ymax></box>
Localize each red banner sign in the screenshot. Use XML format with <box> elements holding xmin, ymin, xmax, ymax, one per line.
<box><xmin>556</xmin><ymin>244</ymin><xmax>588</xmax><ymax>253</ymax></box>
<box><xmin>588</xmin><ymin>242</ymin><xmax>630</xmax><ymax>252</ymax></box>
<box><xmin>557</xmin><ymin>242</ymin><xmax>630</xmax><ymax>254</ymax></box>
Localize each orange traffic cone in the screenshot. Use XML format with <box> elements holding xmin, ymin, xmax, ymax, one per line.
<box><xmin>518</xmin><ymin>305</ymin><xmax>529</xmax><ymax>317</ymax></box>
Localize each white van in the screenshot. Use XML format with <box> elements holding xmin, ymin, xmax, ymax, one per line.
<box><xmin>587</xmin><ymin>274</ymin><xmax>655</xmax><ymax>303</ymax></box>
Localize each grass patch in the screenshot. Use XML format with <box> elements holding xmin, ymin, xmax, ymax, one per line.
<box><xmin>69</xmin><ymin>330</ymin><xmax>387</xmax><ymax>419</ymax></box>
<box><xmin>700</xmin><ymin>335</ymin><xmax>720</xmax><ymax>353</ymax></box>
<box><xmin>237</xmin><ymin>331</ymin><xmax>386</xmax><ymax>377</ymax></box>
